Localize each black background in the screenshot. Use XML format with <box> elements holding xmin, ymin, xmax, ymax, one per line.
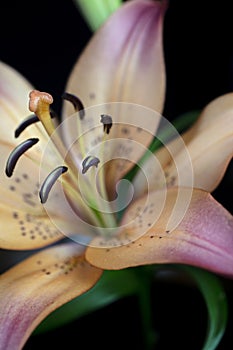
<box><xmin>1</xmin><ymin>0</ymin><xmax>233</xmax><ymax>349</ymax></box>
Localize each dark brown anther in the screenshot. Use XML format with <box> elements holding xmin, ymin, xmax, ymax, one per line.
<box><xmin>39</xmin><ymin>166</ymin><xmax>68</xmax><ymax>204</ymax></box>
<box><xmin>62</xmin><ymin>92</ymin><xmax>85</xmax><ymax>119</ymax></box>
<box><xmin>15</xmin><ymin>114</ymin><xmax>39</xmax><ymax>138</ymax></box>
<box><xmin>100</xmin><ymin>114</ymin><xmax>112</xmax><ymax>134</ymax></box>
<box><xmin>15</xmin><ymin>110</ymin><xmax>56</xmax><ymax>138</ymax></box>
<box><xmin>82</xmin><ymin>156</ymin><xmax>100</xmax><ymax>174</ymax></box>
<box><xmin>5</xmin><ymin>138</ymin><xmax>39</xmax><ymax>177</ymax></box>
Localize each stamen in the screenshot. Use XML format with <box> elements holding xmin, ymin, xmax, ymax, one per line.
<box><xmin>39</xmin><ymin>166</ymin><xmax>68</xmax><ymax>204</ymax></box>
<box><xmin>28</xmin><ymin>90</ymin><xmax>72</xmax><ymax>168</ymax></box>
<box><xmin>15</xmin><ymin>110</ymin><xmax>57</xmax><ymax>138</ymax></box>
<box><xmin>5</xmin><ymin>138</ymin><xmax>39</xmax><ymax>177</ymax></box>
<box><xmin>62</xmin><ymin>92</ymin><xmax>85</xmax><ymax>119</ymax></box>
<box><xmin>15</xmin><ymin>114</ymin><xmax>39</xmax><ymax>138</ymax></box>
<box><xmin>100</xmin><ymin>114</ymin><xmax>112</xmax><ymax>134</ymax></box>
<box><xmin>82</xmin><ymin>156</ymin><xmax>100</xmax><ymax>174</ymax></box>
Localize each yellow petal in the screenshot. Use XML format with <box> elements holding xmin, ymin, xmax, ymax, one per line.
<box><xmin>133</xmin><ymin>93</ymin><xmax>233</xmax><ymax>196</ymax></box>
<box><xmin>86</xmin><ymin>188</ymin><xmax>233</xmax><ymax>278</ymax></box>
<box><xmin>62</xmin><ymin>0</ymin><xmax>166</xmax><ymax>112</ymax></box>
<box><xmin>0</xmin><ymin>243</ymin><xmax>102</xmax><ymax>350</ymax></box>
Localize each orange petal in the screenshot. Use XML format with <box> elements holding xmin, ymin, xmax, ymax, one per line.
<box><xmin>0</xmin><ymin>243</ymin><xmax>102</xmax><ymax>350</ymax></box>
<box><xmin>86</xmin><ymin>188</ymin><xmax>233</xmax><ymax>278</ymax></box>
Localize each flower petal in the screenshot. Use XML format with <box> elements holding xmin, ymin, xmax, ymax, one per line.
<box><xmin>0</xmin><ymin>61</ymin><xmax>49</xmax><ymax>145</ymax></box>
<box><xmin>61</xmin><ymin>0</ymin><xmax>166</xmax><ymax>197</ymax></box>
<box><xmin>133</xmin><ymin>93</ymin><xmax>233</xmax><ymax>197</ymax></box>
<box><xmin>62</xmin><ymin>0</ymin><xmax>166</xmax><ymax>112</ymax></box>
<box><xmin>86</xmin><ymin>188</ymin><xmax>233</xmax><ymax>278</ymax></box>
<box><xmin>0</xmin><ymin>142</ymin><xmax>86</xmax><ymax>250</ymax></box>
<box><xmin>0</xmin><ymin>61</ymin><xmax>33</xmax><ymax>139</ymax></box>
<box><xmin>60</xmin><ymin>102</ymin><xmax>164</xmax><ymax>200</ymax></box>
<box><xmin>0</xmin><ymin>243</ymin><xmax>102</xmax><ymax>350</ymax></box>
<box><xmin>164</xmin><ymin>93</ymin><xmax>233</xmax><ymax>192</ymax></box>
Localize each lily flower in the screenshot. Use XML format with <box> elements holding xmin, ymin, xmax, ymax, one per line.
<box><xmin>0</xmin><ymin>0</ymin><xmax>232</xmax><ymax>349</ymax></box>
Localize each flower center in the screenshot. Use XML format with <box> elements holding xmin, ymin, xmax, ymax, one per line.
<box><xmin>6</xmin><ymin>90</ymin><xmax>118</xmax><ymax>235</ymax></box>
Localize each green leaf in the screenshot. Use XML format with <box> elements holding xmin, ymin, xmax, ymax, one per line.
<box><xmin>180</xmin><ymin>266</ymin><xmax>228</xmax><ymax>350</ymax></box>
<box><xmin>73</xmin><ymin>0</ymin><xmax>122</xmax><ymax>31</ymax></box>
<box><xmin>34</xmin><ymin>269</ymin><xmax>140</xmax><ymax>334</ymax></box>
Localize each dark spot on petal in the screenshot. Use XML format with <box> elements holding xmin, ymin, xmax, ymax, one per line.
<box><xmin>89</xmin><ymin>92</ymin><xmax>95</xmax><ymax>99</ymax></box>
<box><xmin>121</xmin><ymin>127</ymin><xmax>130</xmax><ymax>135</ymax></box>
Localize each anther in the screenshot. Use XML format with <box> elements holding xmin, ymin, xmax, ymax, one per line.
<box><xmin>82</xmin><ymin>156</ymin><xmax>100</xmax><ymax>174</ymax></box>
<box><xmin>100</xmin><ymin>114</ymin><xmax>112</xmax><ymax>134</ymax></box>
<box><xmin>15</xmin><ymin>114</ymin><xmax>39</xmax><ymax>138</ymax></box>
<box><xmin>39</xmin><ymin>166</ymin><xmax>68</xmax><ymax>204</ymax></box>
<box><xmin>62</xmin><ymin>92</ymin><xmax>85</xmax><ymax>119</ymax></box>
<box><xmin>15</xmin><ymin>110</ymin><xmax>57</xmax><ymax>138</ymax></box>
<box><xmin>5</xmin><ymin>138</ymin><xmax>39</xmax><ymax>177</ymax></box>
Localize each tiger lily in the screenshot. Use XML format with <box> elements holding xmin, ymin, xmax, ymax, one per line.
<box><xmin>0</xmin><ymin>1</ymin><xmax>232</xmax><ymax>349</ymax></box>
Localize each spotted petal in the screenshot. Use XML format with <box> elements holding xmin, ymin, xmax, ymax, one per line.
<box><xmin>133</xmin><ymin>93</ymin><xmax>233</xmax><ymax>197</ymax></box>
<box><xmin>86</xmin><ymin>188</ymin><xmax>233</xmax><ymax>278</ymax></box>
<box><xmin>0</xmin><ymin>141</ymin><xmax>94</xmax><ymax>250</ymax></box>
<box><xmin>0</xmin><ymin>243</ymin><xmax>102</xmax><ymax>350</ymax></box>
